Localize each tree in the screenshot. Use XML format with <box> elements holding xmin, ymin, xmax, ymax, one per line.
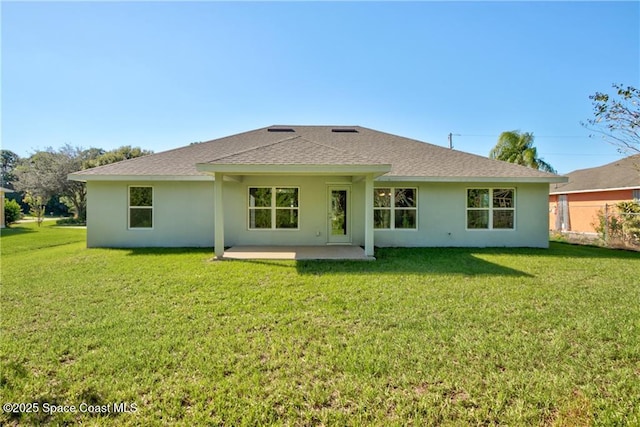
<box><xmin>583</xmin><ymin>84</ymin><xmax>639</xmax><ymax>155</ymax></box>
<box><xmin>45</xmin><ymin>195</ymin><xmax>71</xmax><ymax>216</ymax></box>
<box><xmin>489</xmin><ymin>131</ymin><xmax>556</xmax><ymax>173</ymax></box>
<box><xmin>84</xmin><ymin>146</ymin><xmax>153</xmax><ymax>168</ymax></box>
<box><xmin>1</xmin><ymin>149</ymin><xmax>20</xmax><ymax>189</ymax></box>
<box><xmin>13</xmin><ymin>145</ymin><xmax>153</xmax><ymax>221</ymax></box>
<box><xmin>24</xmin><ymin>191</ymin><xmax>46</xmax><ymax>227</ymax></box>
<box><xmin>13</xmin><ymin>145</ymin><xmax>93</xmax><ymax>220</ymax></box>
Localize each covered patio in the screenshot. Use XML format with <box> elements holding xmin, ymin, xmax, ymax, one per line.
<box><xmin>222</xmin><ymin>245</ymin><xmax>374</xmax><ymax>260</ymax></box>
<box><xmin>197</xmin><ymin>167</ymin><xmax>390</xmax><ymax>259</ymax></box>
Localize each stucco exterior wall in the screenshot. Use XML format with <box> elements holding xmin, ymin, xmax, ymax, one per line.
<box><xmin>86</xmin><ymin>178</ymin><xmax>550</xmax><ymax>248</ymax></box>
<box><xmin>549</xmin><ymin>189</ymin><xmax>635</xmax><ymax>233</ymax></box>
<box><xmin>374</xmin><ymin>182</ymin><xmax>550</xmax><ymax>248</ymax></box>
<box><xmin>220</xmin><ymin>175</ymin><xmax>364</xmax><ymax>247</ymax></box>
<box><xmin>86</xmin><ymin>181</ymin><xmax>215</xmax><ymax>247</ymax></box>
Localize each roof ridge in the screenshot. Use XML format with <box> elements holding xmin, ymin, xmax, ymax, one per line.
<box><xmin>205</xmin><ymin>135</ymin><xmax>391</xmax><ymax>166</ymax></box>
<box><xmin>567</xmin><ymin>153</ymin><xmax>640</xmax><ymax>174</ymax></box>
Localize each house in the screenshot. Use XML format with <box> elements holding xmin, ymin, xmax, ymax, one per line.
<box><xmin>549</xmin><ymin>154</ymin><xmax>640</xmax><ymax>233</ymax></box>
<box><xmin>68</xmin><ymin>125</ymin><xmax>566</xmax><ymax>257</ymax></box>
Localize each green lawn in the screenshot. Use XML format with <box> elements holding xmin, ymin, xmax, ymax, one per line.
<box><xmin>1</xmin><ymin>223</ymin><xmax>639</xmax><ymax>426</ymax></box>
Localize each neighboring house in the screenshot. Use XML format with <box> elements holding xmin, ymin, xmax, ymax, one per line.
<box><xmin>1</xmin><ymin>187</ymin><xmax>14</xmax><ymax>228</ymax></box>
<box><xmin>549</xmin><ymin>154</ymin><xmax>640</xmax><ymax>233</ymax></box>
<box><xmin>69</xmin><ymin>125</ymin><xmax>566</xmax><ymax>257</ymax></box>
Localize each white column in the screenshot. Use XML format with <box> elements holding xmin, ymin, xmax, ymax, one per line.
<box><xmin>364</xmin><ymin>174</ymin><xmax>374</xmax><ymax>256</ymax></box>
<box><xmin>214</xmin><ymin>173</ymin><xmax>224</xmax><ymax>258</ymax></box>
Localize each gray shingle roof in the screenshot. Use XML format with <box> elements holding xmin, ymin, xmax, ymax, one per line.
<box><xmin>70</xmin><ymin>125</ymin><xmax>565</xmax><ymax>181</ymax></box>
<box><xmin>205</xmin><ymin>136</ymin><xmax>384</xmax><ymax>166</ymax></box>
<box><xmin>550</xmin><ymin>154</ymin><xmax>640</xmax><ymax>194</ymax></box>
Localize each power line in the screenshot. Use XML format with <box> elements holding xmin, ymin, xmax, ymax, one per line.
<box><xmin>536</xmin><ymin>136</ymin><xmax>588</xmax><ymax>139</ymax></box>
<box><xmin>539</xmin><ymin>153</ymin><xmax>623</xmax><ymax>157</ymax></box>
<box><xmin>455</xmin><ymin>134</ymin><xmax>587</xmax><ymax>139</ymax></box>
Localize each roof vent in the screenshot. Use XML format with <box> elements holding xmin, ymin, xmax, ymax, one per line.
<box><xmin>268</xmin><ymin>127</ymin><xmax>295</xmax><ymax>132</ymax></box>
<box><xmin>331</xmin><ymin>128</ymin><xmax>358</xmax><ymax>133</ymax></box>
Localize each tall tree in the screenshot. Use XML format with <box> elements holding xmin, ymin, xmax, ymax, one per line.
<box><xmin>85</xmin><ymin>146</ymin><xmax>153</xmax><ymax>168</ymax></box>
<box><xmin>1</xmin><ymin>149</ymin><xmax>21</xmax><ymax>189</ymax></box>
<box><xmin>489</xmin><ymin>131</ymin><xmax>556</xmax><ymax>173</ymax></box>
<box><xmin>14</xmin><ymin>145</ymin><xmax>152</xmax><ymax>220</ymax></box>
<box><xmin>14</xmin><ymin>145</ymin><xmax>94</xmax><ymax>219</ymax></box>
<box><xmin>583</xmin><ymin>83</ymin><xmax>639</xmax><ymax>155</ymax></box>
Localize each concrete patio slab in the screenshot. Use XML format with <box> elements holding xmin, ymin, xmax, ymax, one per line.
<box><xmin>222</xmin><ymin>245</ymin><xmax>374</xmax><ymax>260</ymax></box>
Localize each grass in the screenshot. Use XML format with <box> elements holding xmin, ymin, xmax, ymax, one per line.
<box><xmin>1</xmin><ymin>222</ymin><xmax>639</xmax><ymax>426</ymax></box>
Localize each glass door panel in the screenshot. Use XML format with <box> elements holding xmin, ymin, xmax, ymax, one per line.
<box><xmin>328</xmin><ymin>187</ymin><xmax>351</xmax><ymax>243</ymax></box>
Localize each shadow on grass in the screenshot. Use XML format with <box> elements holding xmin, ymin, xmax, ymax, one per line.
<box><xmin>542</xmin><ymin>241</ymin><xmax>640</xmax><ymax>260</ymax></box>
<box><xmin>0</xmin><ymin>226</ymin><xmax>37</xmax><ymax>237</ymax></box>
<box><xmin>122</xmin><ymin>247</ymin><xmax>214</xmax><ymax>256</ymax></box>
<box><xmin>295</xmin><ymin>247</ymin><xmax>535</xmax><ymax>277</ymax></box>
<box><xmin>224</xmin><ymin>248</ymin><xmax>535</xmax><ymax>277</ymax></box>
<box><xmin>114</xmin><ymin>243</ymin><xmax>638</xmax><ymax>278</ymax></box>
<box><xmin>265</xmin><ymin>243</ymin><xmax>637</xmax><ymax>276</ymax></box>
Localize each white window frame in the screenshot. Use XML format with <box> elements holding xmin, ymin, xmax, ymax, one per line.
<box><xmin>128</xmin><ymin>186</ymin><xmax>154</xmax><ymax>230</ymax></box>
<box><xmin>248</xmin><ymin>186</ymin><xmax>300</xmax><ymax>231</ymax></box>
<box><xmin>633</xmin><ymin>189</ymin><xmax>640</xmax><ymax>202</ymax></box>
<box><xmin>466</xmin><ymin>188</ymin><xmax>516</xmax><ymax>230</ymax></box>
<box><xmin>373</xmin><ymin>187</ymin><xmax>418</xmax><ymax>230</ymax></box>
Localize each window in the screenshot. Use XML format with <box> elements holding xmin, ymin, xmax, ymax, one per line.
<box><xmin>467</xmin><ymin>188</ymin><xmax>515</xmax><ymax>229</ymax></box>
<box><xmin>249</xmin><ymin>187</ymin><xmax>299</xmax><ymax>230</ymax></box>
<box><xmin>374</xmin><ymin>188</ymin><xmax>417</xmax><ymax>229</ymax></box>
<box><xmin>129</xmin><ymin>186</ymin><xmax>153</xmax><ymax>229</ymax></box>
<box><xmin>633</xmin><ymin>189</ymin><xmax>640</xmax><ymax>201</ymax></box>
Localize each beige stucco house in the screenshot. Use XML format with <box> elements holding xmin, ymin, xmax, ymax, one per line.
<box><xmin>68</xmin><ymin>125</ymin><xmax>566</xmax><ymax>257</ymax></box>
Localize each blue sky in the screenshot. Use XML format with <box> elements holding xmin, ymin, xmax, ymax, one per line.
<box><xmin>2</xmin><ymin>1</ymin><xmax>639</xmax><ymax>174</ymax></box>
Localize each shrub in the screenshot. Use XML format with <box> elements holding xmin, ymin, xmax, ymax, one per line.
<box><xmin>4</xmin><ymin>199</ymin><xmax>23</xmax><ymax>226</ymax></box>
<box><xmin>618</xmin><ymin>201</ymin><xmax>640</xmax><ymax>245</ymax></box>
<box><xmin>56</xmin><ymin>217</ymin><xmax>86</xmax><ymax>226</ymax></box>
<box><xmin>593</xmin><ymin>201</ymin><xmax>640</xmax><ymax>248</ymax></box>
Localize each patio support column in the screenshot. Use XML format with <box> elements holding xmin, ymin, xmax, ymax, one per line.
<box><xmin>214</xmin><ymin>172</ymin><xmax>224</xmax><ymax>259</ymax></box>
<box><xmin>364</xmin><ymin>173</ymin><xmax>374</xmax><ymax>256</ymax></box>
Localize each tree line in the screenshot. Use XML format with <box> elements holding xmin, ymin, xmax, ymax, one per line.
<box><xmin>2</xmin><ymin>146</ymin><xmax>152</xmax><ymax>225</ymax></box>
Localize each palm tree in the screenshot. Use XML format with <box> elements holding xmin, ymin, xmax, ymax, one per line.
<box><xmin>489</xmin><ymin>131</ymin><xmax>556</xmax><ymax>173</ymax></box>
